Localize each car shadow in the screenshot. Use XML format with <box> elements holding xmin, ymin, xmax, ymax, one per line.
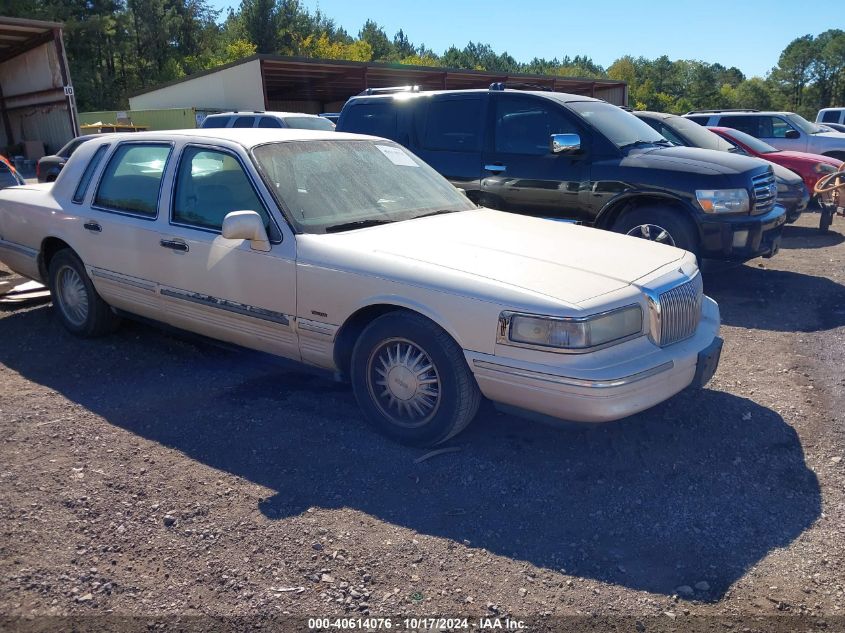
<box><xmin>780</xmin><ymin>222</ymin><xmax>844</xmax><ymax>249</ymax></box>
<box><xmin>0</xmin><ymin>307</ymin><xmax>822</xmax><ymax>601</ymax></box>
<box><xmin>704</xmin><ymin>265</ymin><xmax>845</xmax><ymax>332</ymax></box>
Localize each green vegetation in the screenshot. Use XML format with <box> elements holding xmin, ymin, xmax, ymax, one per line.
<box><xmin>6</xmin><ymin>1</ymin><xmax>845</xmax><ymax>117</ymax></box>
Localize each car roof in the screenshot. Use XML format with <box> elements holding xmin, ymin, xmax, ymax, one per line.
<box><xmin>348</xmin><ymin>88</ymin><xmax>600</xmax><ymax>105</ymax></box>
<box><xmin>84</xmin><ymin>127</ymin><xmax>374</xmax><ymax>149</ymax></box>
<box><xmin>206</xmin><ymin>111</ymin><xmax>324</xmax><ymax>118</ymax></box>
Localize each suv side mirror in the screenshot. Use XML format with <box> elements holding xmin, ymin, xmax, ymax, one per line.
<box><xmin>550</xmin><ymin>133</ymin><xmax>581</xmax><ymax>153</ymax></box>
<box><xmin>222</xmin><ymin>210</ymin><xmax>271</xmax><ymax>252</ymax></box>
<box><xmin>785</xmin><ymin>130</ymin><xmax>800</xmax><ymax>139</ymax></box>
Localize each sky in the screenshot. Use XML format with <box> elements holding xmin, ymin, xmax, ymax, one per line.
<box><xmin>205</xmin><ymin>0</ymin><xmax>833</xmax><ymax>79</ymax></box>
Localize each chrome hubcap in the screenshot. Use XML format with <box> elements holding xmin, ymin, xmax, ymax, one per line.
<box><xmin>627</xmin><ymin>223</ymin><xmax>676</xmax><ymax>246</ymax></box>
<box><xmin>56</xmin><ymin>266</ymin><xmax>89</xmax><ymax>327</ymax></box>
<box><xmin>367</xmin><ymin>338</ymin><xmax>441</xmax><ymax>428</ymax></box>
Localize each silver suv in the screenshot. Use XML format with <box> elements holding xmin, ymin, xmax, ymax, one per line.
<box><xmin>684</xmin><ymin>109</ymin><xmax>845</xmax><ymax>160</ymax></box>
<box><xmin>200</xmin><ymin>111</ymin><xmax>335</xmax><ymax>131</ymax></box>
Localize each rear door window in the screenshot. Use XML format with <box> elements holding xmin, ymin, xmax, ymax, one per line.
<box><xmin>719</xmin><ymin>115</ymin><xmax>760</xmax><ymax>136</ymax></box>
<box><xmin>233</xmin><ymin>116</ymin><xmax>256</xmax><ymax>128</ymax></box>
<box><xmin>94</xmin><ymin>143</ymin><xmax>171</xmax><ymax>217</ymax></box>
<box><xmin>258</xmin><ymin>117</ymin><xmax>283</xmax><ymax>128</ymax></box>
<box><xmin>342</xmin><ymin>103</ymin><xmax>397</xmax><ymax>138</ymax></box>
<box><xmin>422</xmin><ymin>97</ymin><xmax>484</xmax><ymax>152</ymax></box>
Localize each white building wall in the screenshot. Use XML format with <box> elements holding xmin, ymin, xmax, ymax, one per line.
<box><xmin>129</xmin><ymin>59</ymin><xmax>265</xmax><ymax>111</ymax></box>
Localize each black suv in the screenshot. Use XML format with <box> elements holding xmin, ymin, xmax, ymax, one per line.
<box><xmin>338</xmin><ymin>86</ymin><xmax>786</xmax><ymax>261</ymax></box>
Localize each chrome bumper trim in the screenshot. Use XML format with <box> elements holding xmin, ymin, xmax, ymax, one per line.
<box><xmin>472</xmin><ymin>359</ymin><xmax>675</xmax><ymax>389</ymax></box>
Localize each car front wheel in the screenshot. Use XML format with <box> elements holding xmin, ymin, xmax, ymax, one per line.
<box><xmin>350</xmin><ymin>311</ymin><xmax>481</xmax><ymax>446</ymax></box>
<box><xmin>48</xmin><ymin>249</ymin><xmax>119</xmax><ymax>337</ymax></box>
<box><xmin>613</xmin><ymin>207</ymin><xmax>698</xmax><ymax>257</ymax></box>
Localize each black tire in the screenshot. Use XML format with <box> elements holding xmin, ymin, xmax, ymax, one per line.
<box><xmin>47</xmin><ymin>249</ymin><xmax>119</xmax><ymax>337</ymax></box>
<box><xmin>350</xmin><ymin>311</ymin><xmax>481</xmax><ymax>446</ymax></box>
<box><xmin>613</xmin><ymin>206</ymin><xmax>699</xmax><ymax>257</ymax></box>
<box><xmin>820</xmin><ymin>207</ymin><xmax>833</xmax><ymax>234</ymax></box>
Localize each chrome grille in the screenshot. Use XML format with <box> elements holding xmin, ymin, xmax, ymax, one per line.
<box><xmin>655</xmin><ymin>274</ymin><xmax>703</xmax><ymax>346</ymax></box>
<box><xmin>751</xmin><ymin>170</ymin><xmax>777</xmax><ymax>215</ymax></box>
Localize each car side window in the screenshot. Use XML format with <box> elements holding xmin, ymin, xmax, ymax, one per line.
<box><xmin>719</xmin><ymin>115</ymin><xmax>759</xmax><ymax>137</ymax></box>
<box><xmin>172</xmin><ymin>146</ymin><xmax>275</xmax><ymax>237</ymax></box>
<box><xmin>258</xmin><ymin>117</ymin><xmax>282</xmax><ymax>128</ymax></box>
<box><xmin>202</xmin><ymin>117</ymin><xmax>229</xmax><ymax>128</ymax></box>
<box><xmin>493</xmin><ymin>96</ymin><xmax>578</xmax><ymax>155</ymax></box>
<box><xmin>233</xmin><ymin>116</ymin><xmax>255</xmax><ymax>128</ymax></box>
<box><xmin>766</xmin><ymin>116</ymin><xmax>798</xmax><ymax>138</ymax></box>
<box><xmin>821</xmin><ymin>111</ymin><xmax>839</xmax><ymax>123</ymax></box>
<box><xmin>656</xmin><ymin>123</ymin><xmax>684</xmax><ymax>146</ymax></box>
<box><xmin>72</xmin><ymin>144</ymin><xmax>109</xmax><ymax>204</ymax></box>
<box><xmin>422</xmin><ymin>97</ymin><xmax>483</xmax><ymax>152</ymax></box>
<box><xmin>343</xmin><ymin>103</ymin><xmax>397</xmax><ymax>138</ymax></box>
<box><xmin>94</xmin><ymin>143</ymin><xmax>171</xmax><ymax>217</ymax></box>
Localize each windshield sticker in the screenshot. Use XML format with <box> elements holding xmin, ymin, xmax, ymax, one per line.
<box><xmin>376</xmin><ymin>144</ymin><xmax>418</xmax><ymax>167</ymax></box>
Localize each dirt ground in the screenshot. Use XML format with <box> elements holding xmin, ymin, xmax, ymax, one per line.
<box><xmin>0</xmin><ymin>211</ymin><xmax>844</xmax><ymax>632</ymax></box>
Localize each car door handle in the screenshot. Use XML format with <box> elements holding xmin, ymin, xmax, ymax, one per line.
<box><xmin>160</xmin><ymin>239</ymin><xmax>189</xmax><ymax>252</ymax></box>
<box><xmin>83</xmin><ymin>221</ymin><xmax>101</xmax><ymax>232</ymax></box>
<box><xmin>484</xmin><ymin>164</ymin><xmax>507</xmax><ymax>173</ymax></box>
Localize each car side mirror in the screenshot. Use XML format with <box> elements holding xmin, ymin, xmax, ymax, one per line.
<box><xmin>785</xmin><ymin>130</ymin><xmax>800</xmax><ymax>139</ymax></box>
<box><xmin>550</xmin><ymin>133</ymin><xmax>581</xmax><ymax>153</ymax></box>
<box><xmin>222</xmin><ymin>210</ymin><xmax>271</xmax><ymax>252</ymax></box>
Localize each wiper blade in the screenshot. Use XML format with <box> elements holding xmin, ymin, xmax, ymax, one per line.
<box><xmin>619</xmin><ymin>139</ymin><xmax>667</xmax><ymax>150</ymax></box>
<box><xmin>412</xmin><ymin>209</ymin><xmax>459</xmax><ymax>220</ymax></box>
<box><xmin>324</xmin><ymin>219</ymin><xmax>392</xmax><ymax>233</ymax></box>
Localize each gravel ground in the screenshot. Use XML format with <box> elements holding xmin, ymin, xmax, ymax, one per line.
<box><xmin>0</xmin><ymin>212</ymin><xmax>844</xmax><ymax>632</ymax></box>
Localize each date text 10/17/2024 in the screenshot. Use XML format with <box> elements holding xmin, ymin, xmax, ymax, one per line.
<box><xmin>307</xmin><ymin>617</ymin><xmax>527</xmax><ymax>630</ymax></box>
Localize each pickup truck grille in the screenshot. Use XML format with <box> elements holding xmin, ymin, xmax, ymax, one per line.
<box><xmin>751</xmin><ymin>170</ymin><xmax>777</xmax><ymax>215</ymax></box>
<box><xmin>655</xmin><ymin>274</ymin><xmax>703</xmax><ymax>347</ymax></box>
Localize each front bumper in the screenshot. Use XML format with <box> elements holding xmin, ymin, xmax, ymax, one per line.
<box><xmin>698</xmin><ymin>204</ymin><xmax>787</xmax><ymax>260</ymax></box>
<box><xmin>467</xmin><ymin>297</ymin><xmax>721</xmax><ymax>424</ymax></box>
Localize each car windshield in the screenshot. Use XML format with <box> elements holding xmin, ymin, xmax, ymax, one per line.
<box><xmin>664</xmin><ymin>116</ymin><xmax>735</xmax><ymax>152</ymax></box>
<box><xmin>786</xmin><ymin>113</ymin><xmax>823</xmax><ymax>135</ymax></box>
<box><xmin>282</xmin><ymin>116</ymin><xmax>336</xmax><ymax>131</ymax></box>
<box><xmin>567</xmin><ymin>102</ymin><xmax>667</xmax><ymax>148</ymax></box>
<box><xmin>716</xmin><ymin>128</ymin><xmax>779</xmax><ymax>154</ymax></box>
<box><xmin>251</xmin><ymin>139</ymin><xmax>477</xmax><ymax>234</ymax></box>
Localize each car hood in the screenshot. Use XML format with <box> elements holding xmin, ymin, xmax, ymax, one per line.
<box><xmin>623</xmin><ymin>145</ymin><xmax>770</xmax><ymax>176</ymax></box>
<box><xmin>771</xmin><ymin>162</ymin><xmax>803</xmax><ymax>184</ymax></box>
<box><xmin>298</xmin><ymin>209</ymin><xmax>690</xmax><ymax>306</ymax></box>
<box><xmin>775</xmin><ymin>150</ymin><xmax>843</xmax><ymax>167</ymax></box>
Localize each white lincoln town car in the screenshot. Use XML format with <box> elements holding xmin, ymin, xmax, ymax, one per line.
<box><xmin>0</xmin><ymin>129</ymin><xmax>722</xmax><ymax>445</ymax></box>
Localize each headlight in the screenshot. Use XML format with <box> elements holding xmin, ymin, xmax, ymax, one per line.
<box><xmin>502</xmin><ymin>305</ymin><xmax>643</xmax><ymax>350</ymax></box>
<box><xmin>813</xmin><ymin>163</ymin><xmax>837</xmax><ymax>174</ymax></box>
<box><xmin>695</xmin><ymin>188</ymin><xmax>750</xmax><ymax>214</ymax></box>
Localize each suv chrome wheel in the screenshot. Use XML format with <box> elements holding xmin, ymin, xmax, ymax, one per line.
<box><xmin>55</xmin><ymin>265</ymin><xmax>90</xmax><ymax>327</ymax></box>
<box><xmin>626</xmin><ymin>223</ymin><xmax>676</xmax><ymax>246</ymax></box>
<box><xmin>366</xmin><ymin>337</ymin><xmax>441</xmax><ymax>428</ymax></box>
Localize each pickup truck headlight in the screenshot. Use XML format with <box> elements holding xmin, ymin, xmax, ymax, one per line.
<box><xmin>502</xmin><ymin>305</ymin><xmax>643</xmax><ymax>350</ymax></box>
<box><xmin>695</xmin><ymin>188</ymin><xmax>749</xmax><ymax>214</ymax></box>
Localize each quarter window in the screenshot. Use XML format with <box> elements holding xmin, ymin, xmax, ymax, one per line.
<box><xmin>343</xmin><ymin>103</ymin><xmax>397</xmax><ymax>138</ymax></box>
<box><xmin>72</xmin><ymin>144</ymin><xmax>109</xmax><ymax>204</ymax></box>
<box><xmin>94</xmin><ymin>143</ymin><xmax>171</xmax><ymax>217</ymax></box>
<box><xmin>821</xmin><ymin>110</ymin><xmax>839</xmax><ymax>123</ymax></box>
<box><xmin>422</xmin><ymin>98</ymin><xmax>483</xmax><ymax>152</ymax></box>
<box><xmin>718</xmin><ymin>115</ymin><xmax>760</xmax><ymax>136</ymax></box>
<box><xmin>172</xmin><ymin>146</ymin><xmax>273</xmax><ymax>235</ymax></box>
<box><xmin>494</xmin><ymin>96</ymin><xmax>579</xmax><ymax>154</ymax></box>
<box><xmin>202</xmin><ymin>117</ymin><xmax>229</xmax><ymax>128</ymax></box>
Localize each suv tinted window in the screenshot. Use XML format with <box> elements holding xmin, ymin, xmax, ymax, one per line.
<box><xmin>233</xmin><ymin>116</ymin><xmax>256</xmax><ymax>128</ymax></box>
<box><xmin>493</xmin><ymin>96</ymin><xmax>578</xmax><ymax>155</ymax></box>
<box><xmin>821</xmin><ymin>110</ymin><xmax>840</xmax><ymax>123</ymax></box>
<box><xmin>718</xmin><ymin>115</ymin><xmax>759</xmax><ymax>136</ymax></box>
<box><xmin>173</xmin><ymin>147</ymin><xmax>273</xmax><ymax>234</ymax></box>
<box><xmin>258</xmin><ymin>117</ymin><xmax>283</xmax><ymax>128</ymax></box>
<box><xmin>686</xmin><ymin>116</ymin><xmax>710</xmax><ymax>125</ymax></box>
<box><xmin>422</xmin><ymin>98</ymin><xmax>483</xmax><ymax>152</ymax></box>
<box><xmin>343</xmin><ymin>103</ymin><xmax>397</xmax><ymax>138</ymax></box>
<box><xmin>72</xmin><ymin>144</ymin><xmax>109</xmax><ymax>204</ymax></box>
<box><xmin>202</xmin><ymin>116</ymin><xmax>229</xmax><ymax>128</ymax></box>
<box><xmin>94</xmin><ymin>143</ymin><xmax>171</xmax><ymax>217</ymax></box>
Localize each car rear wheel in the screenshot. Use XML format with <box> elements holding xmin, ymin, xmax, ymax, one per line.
<box><xmin>350</xmin><ymin>311</ymin><xmax>481</xmax><ymax>446</ymax></box>
<box><xmin>48</xmin><ymin>249</ymin><xmax>119</xmax><ymax>337</ymax></box>
<box><xmin>613</xmin><ymin>207</ymin><xmax>698</xmax><ymax>256</ymax></box>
